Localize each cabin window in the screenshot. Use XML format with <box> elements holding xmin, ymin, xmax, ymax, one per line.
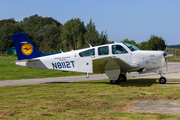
<box><xmin>112</xmin><ymin>45</ymin><xmax>128</xmax><ymax>54</ymax></box>
<box><xmin>98</xmin><ymin>46</ymin><xmax>109</xmax><ymax>55</ymax></box>
<box><xmin>79</xmin><ymin>48</ymin><xmax>95</xmax><ymax>57</ymax></box>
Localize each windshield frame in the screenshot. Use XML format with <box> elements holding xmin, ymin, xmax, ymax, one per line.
<box><xmin>123</xmin><ymin>43</ymin><xmax>140</xmax><ymax>52</ymax></box>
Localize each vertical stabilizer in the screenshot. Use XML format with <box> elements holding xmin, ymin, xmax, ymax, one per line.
<box><xmin>11</xmin><ymin>32</ymin><xmax>41</xmax><ymax>60</ymax></box>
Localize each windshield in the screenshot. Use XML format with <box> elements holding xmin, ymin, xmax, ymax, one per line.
<box><xmin>123</xmin><ymin>43</ymin><xmax>140</xmax><ymax>51</ymax></box>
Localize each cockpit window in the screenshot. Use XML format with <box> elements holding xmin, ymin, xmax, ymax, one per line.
<box><xmin>98</xmin><ymin>46</ymin><xmax>109</xmax><ymax>55</ymax></box>
<box><xmin>112</xmin><ymin>45</ymin><xmax>128</xmax><ymax>54</ymax></box>
<box><xmin>79</xmin><ymin>48</ymin><xmax>95</xmax><ymax>57</ymax></box>
<box><xmin>123</xmin><ymin>43</ymin><xmax>140</xmax><ymax>51</ymax></box>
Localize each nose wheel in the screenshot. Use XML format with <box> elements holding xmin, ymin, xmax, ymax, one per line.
<box><xmin>159</xmin><ymin>77</ymin><xmax>166</xmax><ymax>84</ymax></box>
<box><xmin>159</xmin><ymin>71</ymin><xmax>167</xmax><ymax>84</ymax></box>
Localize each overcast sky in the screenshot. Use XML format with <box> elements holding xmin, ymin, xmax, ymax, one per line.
<box><xmin>0</xmin><ymin>0</ymin><xmax>180</xmax><ymax>45</ymax></box>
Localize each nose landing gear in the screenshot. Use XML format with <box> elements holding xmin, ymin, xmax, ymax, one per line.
<box><xmin>159</xmin><ymin>77</ymin><xmax>166</xmax><ymax>84</ymax></box>
<box><xmin>159</xmin><ymin>71</ymin><xmax>166</xmax><ymax>84</ymax></box>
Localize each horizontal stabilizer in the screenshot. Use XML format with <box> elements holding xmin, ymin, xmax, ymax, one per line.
<box><xmin>15</xmin><ymin>59</ymin><xmax>40</xmax><ymax>63</ymax></box>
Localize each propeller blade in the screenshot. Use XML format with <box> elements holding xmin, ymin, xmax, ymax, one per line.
<box><xmin>164</xmin><ymin>51</ymin><xmax>174</xmax><ymax>58</ymax></box>
<box><xmin>164</xmin><ymin>46</ymin><xmax>173</xmax><ymax>58</ymax></box>
<box><xmin>165</xmin><ymin>58</ymin><xmax>168</xmax><ymax>73</ymax></box>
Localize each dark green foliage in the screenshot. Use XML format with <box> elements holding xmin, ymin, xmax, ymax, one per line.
<box><xmin>61</xmin><ymin>18</ymin><xmax>86</xmax><ymax>51</ymax></box>
<box><xmin>84</xmin><ymin>19</ymin><xmax>111</xmax><ymax>47</ymax></box>
<box><xmin>0</xmin><ymin>19</ymin><xmax>23</xmax><ymax>54</ymax></box>
<box><xmin>138</xmin><ymin>41</ymin><xmax>148</xmax><ymax>50</ymax></box>
<box><xmin>147</xmin><ymin>35</ymin><xmax>166</xmax><ymax>50</ymax></box>
<box><xmin>168</xmin><ymin>45</ymin><xmax>180</xmax><ymax>49</ymax></box>
<box><xmin>167</xmin><ymin>45</ymin><xmax>180</xmax><ymax>49</ymax></box>
<box><xmin>18</xmin><ymin>14</ymin><xmax>63</xmax><ymax>53</ymax></box>
<box><xmin>0</xmin><ymin>15</ymin><xmax>110</xmax><ymax>53</ymax></box>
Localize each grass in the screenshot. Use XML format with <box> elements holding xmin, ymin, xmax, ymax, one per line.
<box><xmin>167</xmin><ymin>49</ymin><xmax>180</xmax><ymax>56</ymax></box>
<box><xmin>0</xmin><ymin>79</ymin><xmax>180</xmax><ymax>119</ymax></box>
<box><xmin>168</xmin><ymin>56</ymin><xmax>180</xmax><ymax>62</ymax></box>
<box><xmin>0</xmin><ymin>57</ymin><xmax>85</xmax><ymax>80</ymax></box>
<box><xmin>1</xmin><ymin>56</ymin><xmax>180</xmax><ymax>119</ymax></box>
<box><xmin>167</xmin><ymin>48</ymin><xmax>180</xmax><ymax>62</ymax></box>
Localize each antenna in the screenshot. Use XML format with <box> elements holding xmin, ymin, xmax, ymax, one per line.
<box><xmin>59</xmin><ymin>48</ymin><xmax>63</xmax><ymax>53</ymax></box>
<box><xmin>86</xmin><ymin>41</ymin><xmax>92</xmax><ymax>48</ymax></box>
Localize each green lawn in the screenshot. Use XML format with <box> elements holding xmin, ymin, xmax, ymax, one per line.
<box><xmin>0</xmin><ymin>79</ymin><xmax>180</xmax><ymax>119</ymax></box>
<box><xmin>168</xmin><ymin>56</ymin><xmax>180</xmax><ymax>62</ymax></box>
<box><xmin>0</xmin><ymin>57</ymin><xmax>84</xmax><ymax>80</ymax></box>
<box><xmin>1</xmin><ymin>56</ymin><xmax>180</xmax><ymax>119</ymax></box>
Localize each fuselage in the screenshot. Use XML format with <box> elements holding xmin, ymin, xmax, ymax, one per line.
<box><xmin>16</xmin><ymin>43</ymin><xmax>165</xmax><ymax>74</ymax></box>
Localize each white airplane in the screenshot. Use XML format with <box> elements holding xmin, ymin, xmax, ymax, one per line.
<box><xmin>11</xmin><ymin>32</ymin><xmax>173</xmax><ymax>84</ymax></box>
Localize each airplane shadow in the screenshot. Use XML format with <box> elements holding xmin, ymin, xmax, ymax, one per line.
<box><xmin>44</xmin><ymin>78</ymin><xmax>158</xmax><ymax>87</ymax></box>
<box><xmin>44</xmin><ymin>82</ymin><xmax>69</xmax><ymax>84</ymax></box>
<box><xmin>118</xmin><ymin>78</ymin><xmax>158</xmax><ymax>87</ymax></box>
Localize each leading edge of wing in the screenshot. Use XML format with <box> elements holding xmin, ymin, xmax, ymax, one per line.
<box><xmin>92</xmin><ymin>56</ymin><xmax>138</xmax><ymax>73</ymax></box>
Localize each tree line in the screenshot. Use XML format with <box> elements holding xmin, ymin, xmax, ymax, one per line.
<box><xmin>0</xmin><ymin>14</ymin><xmax>166</xmax><ymax>54</ymax></box>
<box><xmin>168</xmin><ymin>45</ymin><xmax>180</xmax><ymax>49</ymax></box>
<box><xmin>0</xmin><ymin>14</ymin><xmax>111</xmax><ymax>54</ymax></box>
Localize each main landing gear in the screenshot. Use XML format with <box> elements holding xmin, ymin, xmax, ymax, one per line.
<box><xmin>110</xmin><ymin>74</ymin><xmax>127</xmax><ymax>84</ymax></box>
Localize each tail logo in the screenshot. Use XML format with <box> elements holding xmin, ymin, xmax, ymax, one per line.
<box><xmin>21</xmin><ymin>43</ymin><xmax>33</xmax><ymax>55</ymax></box>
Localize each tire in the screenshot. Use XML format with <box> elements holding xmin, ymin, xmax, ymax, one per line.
<box><xmin>119</xmin><ymin>74</ymin><xmax>127</xmax><ymax>82</ymax></box>
<box><xmin>159</xmin><ymin>77</ymin><xmax>166</xmax><ymax>84</ymax></box>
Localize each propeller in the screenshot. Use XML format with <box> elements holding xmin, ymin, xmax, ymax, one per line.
<box><xmin>165</xmin><ymin>58</ymin><xmax>168</xmax><ymax>73</ymax></box>
<box><xmin>164</xmin><ymin>46</ymin><xmax>173</xmax><ymax>73</ymax></box>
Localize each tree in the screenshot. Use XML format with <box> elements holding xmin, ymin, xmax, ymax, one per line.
<box><xmin>35</xmin><ymin>24</ymin><xmax>62</xmax><ymax>53</ymax></box>
<box><xmin>19</xmin><ymin>14</ymin><xmax>61</xmax><ymax>35</ymax></box>
<box><xmin>18</xmin><ymin>14</ymin><xmax>62</xmax><ymax>53</ymax></box>
<box><xmin>99</xmin><ymin>31</ymin><xmax>108</xmax><ymax>45</ymax></box>
<box><xmin>0</xmin><ymin>18</ymin><xmax>15</xmax><ymax>28</ymax></box>
<box><xmin>0</xmin><ymin>21</ymin><xmax>23</xmax><ymax>53</ymax></box>
<box><xmin>84</xmin><ymin>19</ymin><xmax>110</xmax><ymax>47</ymax></box>
<box><xmin>138</xmin><ymin>41</ymin><xmax>148</xmax><ymax>50</ymax></box>
<box><xmin>0</xmin><ymin>15</ymin><xmax>111</xmax><ymax>54</ymax></box>
<box><xmin>61</xmin><ymin>18</ymin><xmax>86</xmax><ymax>51</ymax></box>
<box><xmin>147</xmin><ymin>35</ymin><xmax>166</xmax><ymax>50</ymax></box>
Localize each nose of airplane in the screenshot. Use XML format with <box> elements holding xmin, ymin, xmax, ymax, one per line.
<box><xmin>163</xmin><ymin>51</ymin><xmax>173</xmax><ymax>73</ymax></box>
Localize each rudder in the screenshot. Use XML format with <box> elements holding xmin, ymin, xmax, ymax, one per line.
<box><xmin>11</xmin><ymin>32</ymin><xmax>41</xmax><ymax>60</ymax></box>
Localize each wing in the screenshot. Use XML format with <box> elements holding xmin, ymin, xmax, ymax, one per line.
<box><xmin>93</xmin><ymin>56</ymin><xmax>138</xmax><ymax>73</ymax></box>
